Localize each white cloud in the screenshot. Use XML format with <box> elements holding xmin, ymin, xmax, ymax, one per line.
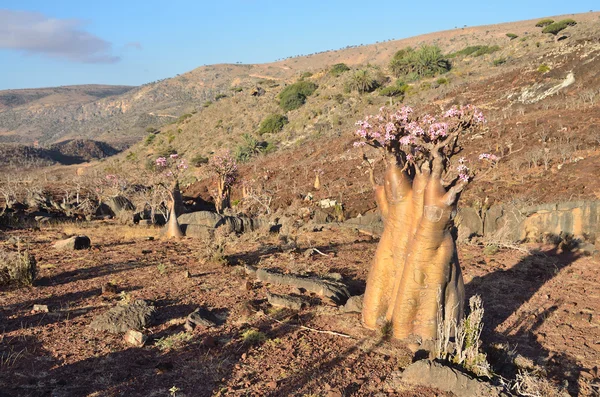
<box><xmin>0</xmin><ymin>9</ymin><xmax>120</xmax><ymax>63</ymax></box>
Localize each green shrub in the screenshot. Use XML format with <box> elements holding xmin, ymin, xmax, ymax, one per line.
<box><xmin>146</xmin><ymin>127</ymin><xmax>158</xmax><ymax>133</ymax></box>
<box><xmin>330</xmin><ymin>63</ymin><xmax>351</xmax><ymax>77</ymax></box>
<box><xmin>215</xmin><ymin>93</ymin><xmax>227</xmax><ymax>100</ymax></box>
<box><xmin>278</xmin><ymin>81</ymin><xmax>318</xmax><ymax>111</ymax></box>
<box><xmin>258</xmin><ymin>114</ymin><xmax>288</xmax><ymax>135</ymax></box>
<box><xmin>177</xmin><ymin>113</ymin><xmax>192</xmax><ymax>123</ymax></box>
<box><xmin>300</xmin><ymin>71</ymin><xmax>313</xmax><ymax>79</ymax></box>
<box><xmin>542</xmin><ymin>19</ymin><xmax>577</xmax><ymax>35</ymax></box>
<box><xmin>483</xmin><ymin>244</ymin><xmax>499</xmax><ymax>256</ymax></box>
<box><xmin>155</xmin><ymin>146</ymin><xmax>177</xmax><ymax>158</ymax></box>
<box><xmin>535</xmin><ymin>19</ymin><xmax>554</xmax><ymax>27</ymax></box>
<box><xmin>235</xmin><ymin>134</ymin><xmax>269</xmax><ymax>162</ymax></box>
<box><xmin>144</xmin><ymin>134</ymin><xmax>156</xmax><ymax>145</ymax></box>
<box><xmin>493</xmin><ymin>57</ymin><xmax>507</xmax><ymax>66</ymax></box>
<box><xmin>231</xmin><ymin>86</ymin><xmax>243</xmax><ymax>92</ymax></box>
<box><xmin>449</xmin><ymin>45</ymin><xmax>500</xmax><ymax>58</ymax></box>
<box><xmin>506</xmin><ymin>33</ymin><xmax>518</xmax><ymax>40</ymax></box>
<box><xmin>379</xmin><ymin>80</ymin><xmax>409</xmax><ymax>97</ymax></box>
<box><xmin>241</xmin><ymin>329</ymin><xmax>268</xmax><ymax>345</ymax></box>
<box><xmin>191</xmin><ymin>154</ymin><xmax>209</xmax><ymax>167</ymax></box>
<box><xmin>202</xmin><ymin>101</ymin><xmax>213</xmax><ymax>108</ymax></box>
<box><xmin>436</xmin><ymin>77</ymin><xmax>449</xmax><ymax>85</ymax></box>
<box><xmin>389</xmin><ymin>45</ymin><xmax>451</xmax><ymax>79</ymax></box>
<box><xmin>537</xmin><ymin>64</ymin><xmax>550</xmax><ymax>73</ymax></box>
<box><xmin>0</xmin><ymin>248</ymin><xmax>36</xmax><ymax>286</ymax></box>
<box><xmin>346</xmin><ymin>69</ymin><xmax>381</xmax><ymax>94</ymax></box>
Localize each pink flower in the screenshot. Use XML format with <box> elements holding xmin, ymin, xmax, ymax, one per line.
<box><xmin>156</xmin><ymin>157</ymin><xmax>167</xmax><ymax>167</ymax></box>
<box><xmin>170</xmin><ymin>153</ymin><xmax>179</xmax><ymax>159</ymax></box>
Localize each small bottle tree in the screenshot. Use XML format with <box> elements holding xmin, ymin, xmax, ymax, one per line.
<box><xmin>154</xmin><ymin>154</ymin><xmax>188</xmax><ymax>238</ymax></box>
<box><xmin>354</xmin><ymin>104</ymin><xmax>492</xmax><ymax>344</ymax></box>
<box><xmin>209</xmin><ymin>151</ymin><xmax>237</xmax><ymax>214</ymax></box>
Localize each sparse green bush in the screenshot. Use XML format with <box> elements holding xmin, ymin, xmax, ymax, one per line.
<box><xmin>493</xmin><ymin>57</ymin><xmax>507</xmax><ymax>66</ymax></box>
<box><xmin>346</xmin><ymin>69</ymin><xmax>381</xmax><ymax>94</ymax></box>
<box><xmin>506</xmin><ymin>33</ymin><xmax>518</xmax><ymax>40</ymax></box>
<box><xmin>231</xmin><ymin>86</ymin><xmax>243</xmax><ymax>92</ymax></box>
<box><xmin>542</xmin><ymin>19</ymin><xmax>577</xmax><ymax>35</ymax></box>
<box><xmin>279</xmin><ymin>81</ymin><xmax>318</xmax><ymax>111</ymax></box>
<box><xmin>235</xmin><ymin>134</ymin><xmax>270</xmax><ymax>162</ymax></box>
<box><xmin>449</xmin><ymin>45</ymin><xmax>500</xmax><ymax>58</ymax></box>
<box><xmin>300</xmin><ymin>71</ymin><xmax>313</xmax><ymax>79</ymax></box>
<box><xmin>215</xmin><ymin>93</ymin><xmax>227</xmax><ymax>100</ymax></box>
<box><xmin>191</xmin><ymin>154</ymin><xmax>209</xmax><ymax>167</ymax></box>
<box><xmin>144</xmin><ymin>134</ymin><xmax>156</xmax><ymax>145</ymax></box>
<box><xmin>535</xmin><ymin>19</ymin><xmax>554</xmax><ymax>27</ymax></box>
<box><xmin>146</xmin><ymin>127</ymin><xmax>158</xmax><ymax>134</ymax></box>
<box><xmin>537</xmin><ymin>64</ymin><xmax>550</xmax><ymax>73</ymax></box>
<box><xmin>0</xmin><ymin>248</ymin><xmax>36</xmax><ymax>286</ymax></box>
<box><xmin>389</xmin><ymin>45</ymin><xmax>451</xmax><ymax>79</ymax></box>
<box><xmin>155</xmin><ymin>332</ymin><xmax>193</xmax><ymax>351</ymax></box>
<box><xmin>436</xmin><ymin>77</ymin><xmax>449</xmax><ymax>85</ymax></box>
<box><xmin>241</xmin><ymin>329</ymin><xmax>268</xmax><ymax>345</ymax></box>
<box><xmin>330</xmin><ymin>63</ymin><xmax>351</xmax><ymax>77</ymax></box>
<box><xmin>202</xmin><ymin>100</ymin><xmax>213</xmax><ymax>108</ymax></box>
<box><xmin>258</xmin><ymin>114</ymin><xmax>288</xmax><ymax>135</ymax></box>
<box><xmin>483</xmin><ymin>244</ymin><xmax>499</xmax><ymax>256</ymax></box>
<box><xmin>177</xmin><ymin>113</ymin><xmax>192</xmax><ymax>123</ymax></box>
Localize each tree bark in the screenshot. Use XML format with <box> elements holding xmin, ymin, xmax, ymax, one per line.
<box><xmin>362</xmin><ymin>162</ymin><xmax>465</xmax><ymax>342</ymax></box>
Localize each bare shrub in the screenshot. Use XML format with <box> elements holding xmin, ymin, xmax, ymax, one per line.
<box><xmin>436</xmin><ymin>294</ymin><xmax>492</xmax><ymax>378</ymax></box>
<box><xmin>0</xmin><ymin>247</ymin><xmax>36</xmax><ymax>286</ymax></box>
<box><xmin>512</xmin><ymin>370</ymin><xmax>567</xmax><ymax>397</ymax></box>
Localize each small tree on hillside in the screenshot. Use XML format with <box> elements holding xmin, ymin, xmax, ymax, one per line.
<box><xmin>354</xmin><ymin>104</ymin><xmax>494</xmax><ymax>344</ymax></box>
<box><xmin>209</xmin><ymin>151</ymin><xmax>238</xmax><ymax>214</ymax></box>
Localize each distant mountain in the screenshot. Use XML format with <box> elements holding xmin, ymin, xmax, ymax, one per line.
<box><xmin>0</xmin><ymin>139</ymin><xmax>119</xmax><ymax>169</ymax></box>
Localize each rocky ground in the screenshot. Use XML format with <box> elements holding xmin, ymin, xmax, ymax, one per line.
<box><xmin>1</xmin><ymin>221</ymin><xmax>599</xmax><ymax>396</ymax></box>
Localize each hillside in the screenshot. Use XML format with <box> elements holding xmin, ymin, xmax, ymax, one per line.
<box><xmin>2</xmin><ymin>12</ymin><xmax>597</xmax><ymax>151</ymax></box>
<box><xmin>98</xmin><ymin>11</ymin><xmax>600</xmax><ymax>215</ymax></box>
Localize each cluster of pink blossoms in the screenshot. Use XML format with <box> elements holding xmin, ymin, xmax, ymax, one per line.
<box><xmin>478</xmin><ymin>153</ymin><xmax>499</xmax><ymax>162</ymax></box>
<box><xmin>353</xmin><ymin>104</ymin><xmax>486</xmax><ymax>152</ymax></box>
<box><xmin>155</xmin><ymin>154</ymin><xmax>188</xmax><ymax>180</ymax></box>
<box><xmin>209</xmin><ymin>150</ymin><xmax>238</xmax><ymax>186</ymax></box>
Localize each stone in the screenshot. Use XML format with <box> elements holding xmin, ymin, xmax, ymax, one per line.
<box><xmin>90</xmin><ymin>300</ymin><xmax>155</xmax><ymax>334</ymax></box>
<box><xmin>32</xmin><ymin>304</ymin><xmax>49</xmax><ymax>313</ymax></box>
<box><xmin>455</xmin><ymin>207</ymin><xmax>483</xmax><ymax>242</ymax></box>
<box><xmin>201</xmin><ymin>335</ymin><xmax>216</xmax><ymax>348</ymax></box>
<box><xmin>124</xmin><ymin>329</ymin><xmax>148</xmax><ymax>347</ymax></box>
<box><xmin>183</xmin><ymin>270</ymin><xmax>191</xmax><ymax>278</ymax></box>
<box><xmin>396</xmin><ymin>360</ymin><xmax>503</xmax><ymax>397</ymax></box>
<box><xmin>341</xmin><ymin>295</ymin><xmax>363</xmax><ymax>313</ymax></box>
<box><xmin>53</xmin><ymin>236</ymin><xmax>91</xmax><ymax>250</ymax></box>
<box><xmin>266</xmin><ymin>292</ymin><xmax>305</xmax><ymax>310</ymax></box>
<box><xmin>185</xmin><ymin>307</ymin><xmax>219</xmax><ymax>331</ymax></box>
<box><xmin>577</xmin><ymin>242</ymin><xmax>598</xmax><ymax>256</ymax></box>
<box><xmin>102</xmin><ymin>282</ymin><xmax>118</xmax><ymax>295</ymax></box>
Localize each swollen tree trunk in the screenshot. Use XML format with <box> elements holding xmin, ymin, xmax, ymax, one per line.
<box><xmin>362</xmin><ymin>161</ymin><xmax>465</xmax><ymax>342</ymax></box>
<box><xmin>165</xmin><ymin>181</ymin><xmax>183</xmax><ymax>239</ymax></box>
<box><xmin>215</xmin><ymin>176</ymin><xmax>231</xmax><ymax>214</ymax></box>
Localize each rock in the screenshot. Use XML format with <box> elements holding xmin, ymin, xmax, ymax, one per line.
<box><xmin>313</xmin><ymin>209</ymin><xmax>333</xmax><ymax>224</ymax></box>
<box><xmin>183</xmin><ymin>270</ymin><xmax>191</xmax><ymax>278</ymax></box>
<box><xmin>455</xmin><ymin>207</ymin><xmax>483</xmax><ymax>242</ymax></box>
<box><xmin>53</xmin><ymin>236</ymin><xmax>91</xmax><ymax>250</ymax></box>
<box><xmin>266</xmin><ymin>292</ymin><xmax>305</xmax><ymax>310</ymax></box>
<box><xmin>397</xmin><ymin>360</ymin><xmax>503</xmax><ymax>397</ymax></box>
<box><xmin>326</xmin><ymin>273</ymin><xmax>343</xmax><ymax>282</ymax></box>
<box><xmin>577</xmin><ymin>242</ymin><xmax>598</xmax><ymax>256</ymax></box>
<box><xmin>90</xmin><ymin>300</ymin><xmax>155</xmax><ymax>334</ymax></box>
<box><xmin>102</xmin><ymin>282</ymin><xmax>118</xmax><ymax>295</ymax></box>
<box><xmin>341</xmin><ymin>295</ymin><xmax>363</xmax><ymax>313</ymax></box>
<box><xmin>32</xmin><ymin>304</ymin><xmax>49</xmax><ymax>313</ymax></box>
<box><xmin>241</xmin><ymin>280</ymin><xmax>252</xmax><ymax>291</ymax></box>
<box><xmin>124</xmin><ymin>330</ymin><xmax>148</xmax><ymax>347</ymax></box>
<box><xmin>266</xmin><ymin>381</ymin><xmax>278</xmax><ymax>389</ymax></box>
<box><xmin>185</xmin><ymin>307</ymin><xmax>219</xmax><ymax>331</ymax></box>
<box><xmin>201</xmin><ymin>335</ymin><xmax>216</xmax><ymax>348</ymax></box>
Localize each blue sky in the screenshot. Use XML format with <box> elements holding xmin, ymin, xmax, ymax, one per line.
<box><xmin>0</xmin><ymin>0</ymin><xmax>597</xmax><ymax>90</ymax></box>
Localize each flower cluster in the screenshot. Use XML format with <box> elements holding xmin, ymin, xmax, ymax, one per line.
<box><xmin>353</xmin><ymin>105</ymin><xmax>486</xmax><ymax>158</ymax></box>
<box><xmin>209</xmin><ymin>150</ymin><xmax>238</xmax><ymax>186</ymax></box>
<box><xmin>456</xmin><ymin>157</ymin><xmax>470</xmax><ymax>182</ymax></box>
<box><xmin>478</xmin><ymin>153</ymin><xmax>499</xmax><ymax>162</ymax></box>
<box><xmin>155</xmin><ymin>154</ymin><xmax>188</xmax><ymax>180</ymax></box>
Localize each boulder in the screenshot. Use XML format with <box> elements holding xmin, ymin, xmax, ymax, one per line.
<box><xmin>53</xmin><ymin>236</ymin><xmax>91</xmax><ymax>250</ymax></box>
<box><xmin>455</xmin><ymin>207</ymin><xmax>483</xmax><ymax>242</ymax></box>
<box><xmin>394</xmin><ymin>360</ymin><xmax>503</xmax><ymax>397</ymax></box>
<box><xmin>124</xmin><ymin>329</ymin><xmax>148</xmax><ymax>347</ymax></box>
<box><xmin>90</xmin><ymin>300</ymin><xmax>155</xmax><ymax>334</ymax></box>
<box><xmin>266</xmin><ymin>292</ymin><xmax>305</xmax><ymax>310</ymax></box>
<box><xmin>341</xmin><ymin>295</ymin><xmax>363</xmax><ymax>313</ymax></box>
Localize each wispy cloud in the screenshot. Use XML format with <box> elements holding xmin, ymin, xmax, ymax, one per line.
<box><xmin>0</xmin><ymin>9</ymin><xmax>120</xmax><ymax>63</ymax></box>
<box><xmin>125</xmin><ymin>42</ymin><xmax>143</xmax><ymax>50</ymax></box>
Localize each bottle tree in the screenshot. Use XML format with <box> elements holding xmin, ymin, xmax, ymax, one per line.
<box><xmin>209</xmin><ymin>150</ymin><xmax>238</xmax><ymax>214</ymax></box>
<box><xmin>155</xmin><ymin>154</ymin><xmax>188</xmax><ymax>238</ymax></box>
<box><xmin>353</xmin><ymin>104</ymin><xmax>492</xmax><ymax>343</ymax></box>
